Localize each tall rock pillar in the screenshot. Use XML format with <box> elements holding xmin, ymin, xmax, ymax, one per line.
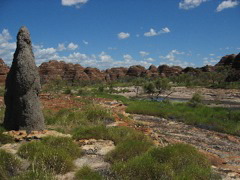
<box><xmin>3</xmin><ymin>26</ymin><xmax>45</xmax><ymax>132</ymax></box>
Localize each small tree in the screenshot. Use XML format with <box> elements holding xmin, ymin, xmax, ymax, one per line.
<box><xmin>133</xmin><ymin>78</ymin><xmax>146</xmax><ymax>96</ymax></box>
<box><xmin>155</xmin><ymin>78</ymin><xmax>171</xmax><ymax>97</ymax></box>
<box><xmin>143</xmin><ymin>82</ymin><xmax>155</xmax><ymax>97</ymax></box>
<box><xmin>188</xmin><ymin>93</ymin><xmax>203</xmax><ymax>107</ymax></box>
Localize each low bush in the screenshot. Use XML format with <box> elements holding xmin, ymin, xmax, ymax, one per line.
<box><xmin>107</xmin><ymin>126</ymin><xmax>150</xmax><ymax>145</ymax></box>
<box><xmin>75</xmin><ymin>166</ymin><xmax>103</xmax><ymax>180</ymax></box>
<box><xmin>112</xmin><ymin>144</ymin><xmax>212</xmax><ymax>180</ymax></box>
<box><xmin>0</xmin><ymin>150</ymin><xmax>21</xmax><ymax>179</ymax></box>
<box><xmin>188</xmin><ymin>92</ymin><xmax>204</xmax><ymax>107</ymax></box>
<box><xmin>17</xmin><ymin>136</ymin><xmax>81</xmax><ymax>174</ymax></box>
<box><xmin>105</xmin><ymin>140</ymin><xmax>153</xmax><ymax>163</ymax></box>
<box><xmin>72</xmin><ymin>126</ymin><xmax>108</xmax><ymax>140</ymax></box>
<box><xmin>12</xmin><ymin>169</ymin><xmax>54</xmax><ymax>180</ymax></box>
<box><xmin>41</xmin><ymin>136</ymin><xmax>82</xmax><ymax>159</ymax></box>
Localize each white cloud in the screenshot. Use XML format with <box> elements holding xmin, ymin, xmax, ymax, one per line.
<box><xmin>139</xmin><ymin>51</ymin><xmax>150</xmax><ymax>57</ymax></box>
<box><xmin>162</xmin><ymin>27</ymin><xmax>170</xmax><ymax>33</ymax></box>
<box><xmin>118</xmin><ymin>32</ymin><xmax>130</xmax><ymax>39</ymax></box>
<box><xmin>179</xmin><ymin>0</ymin><xmax>208</xmax><ymax>10</ymax></box>
<box><xmin>0</xmin><ymin>29</ymin><xmax>153</xmax><ymax>69</ymax></box>
<box><xmin>159</xmin><ymin>50</ymin><xmax>191</xmax><ymax>67</ymax></box>
<box><xmin>57</xmin><ymin>43</ymin><xmax>66</xmax><ymax>51</ymax></box>
<box><xmin>83</xmin><ymin>40</ymin><xmax>89</xmax><ymax>45</ymax></box>
<box><xmin>216</xmin><ymin>0</ymin><xmax>239</xmax><ymax>12</ymax></box>
<box><xmin>108</xmin><ymin>47</ymin><xmax>117</xmax><ymax>50</ymax></box>
<box><xmin>61</xmin><ymin>0</ymin><xmax>89</xmax><ymax>8</ymax></box>
<box><xmin>144</xmin><ymin>27</ymin><xmax>170</xmax><ymax>37</ymax></box>
<box><xmin>67</xmin><ymin>42</ymin><xmax>78</xmax><ymax>50</ymax></box>
<box><xmin>0</xmin><ymin>29</ymin><xmax>16</xmax><ymax>63</ymax></box>
<box><xmin>145</xmin><ymin>58</ymin><xmax>155</xmax><ymax>62</ymax></box>
<box><xmin>144</xmin><ymin>28</ymin><xmax>158</xmax><ymax>37</ymax></box>
<box><xmin>98</xmin><ymin>52</ymin><xmax>113</xmax><ymax>63</ymax></box>
<box><xmin>209</xmin><ymin>53</ymin><xmax>215</xmax><ymax>56</ymax></box>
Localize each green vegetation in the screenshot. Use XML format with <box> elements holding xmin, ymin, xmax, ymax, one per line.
<box><xmin>12</xmin><ymin>169</ymin><xmax>54</xmax><ymax>180</ymax></box>
<box><xmin>0</xmin><ymin>150</ymin><xmax>21</xmax><ymax>179</ymax></box>
<box><xmin>188</xmin><ymin>92</ymin><xmax>204</xmax><ymax>107</ymax></box>
<box><xmin>106</xmin><ymin>140</ymin><xmax>153</xmax><ymax>163</ymax></box>
<box><xmin>75</xmin><ymin>166</ymin><xmax>103</xmax><ymax>180</ymax></box>
<box><xmin>126</xmin><ymin>100</ymin><xmax>240</xmax><ymax>135</ymax></box>
<box><xmin>0</xmin><ymin>125</ymin><xmax>14</xmax><ymax>145</ymax></box>
<box><xmin>112</xmin><ymin>143</ymin><xmax>212</xmax><ymax>180</ymax></box>
<box><xmin>17</xmin><ymin>136</ymin><xmax>81</xmax><ymax>174</ymax></box>
<box><xmin>44</xmin><ymin>104</ymin><xmax>114</xmax><ymax>133</ymax></box>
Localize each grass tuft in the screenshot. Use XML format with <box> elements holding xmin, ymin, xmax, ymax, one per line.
<box><xmin>112</xmin><ymin>143</ymin><xmax>212</xmax><ymax>180</ymax></box>
<box><xmin>74</xmin><ymin>166</ymin><xmax>103</xmax><ymax>180</ymax></box>
<box><xmin>17</xmin><ymin>136</ymin><xmax>81</xmax><ymax>174</ymax></box>
<box><xmin>0</xmin><ymin>150</ymin><xmax>21</xmax><ymax>179</ymax></box>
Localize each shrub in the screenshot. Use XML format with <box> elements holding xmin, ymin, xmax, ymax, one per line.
<box><xmin>17</xmin><ymin>136</ymin><xmax>80</xmax><ymax>174</ymax></box>
<box><xmin>72</xmin><ymin>126</ymin><xmax>108</xmax><ymax>140</ymax></box>
<box><xmin>75</xmin><ymin>166</ymin><xmax>103</xmax><ymax>180</ymax></box>
<box><xmin>107</xmin><ymin>126</ymin><xmax>150</xmax><ymax>145</ymax></box>
<box><xmin>0</xmin><ymin>150</ymin><xmax>21</xmax><ymax>179</ymax></box>
<box><xmin>143</xmin><ymin>82</ymin><xmax>155</xmax><ymax>95</ymax></box>
<box><xmin>112</xmin><ymin>144</ymin><xmax>212</xmax><ymax>180</ymax></box>
<box><xmin>64</xmin><ymin>88</ymin><xmax>72</xmax><ymax>95</ymax></box>
<box><xmin>105</xmin><ymin>139</ymin><xmax>153</xmax><ymax>163</ymax></box>
<box><xmin>188</xmin><ymin>93</ymin><xmax>204</xmax><ymax>107</ymax></box>
<box><xmin>12</xmin><ymin>169</ymin><xmax>54</xmax><ymax>180</ymax></box>
<box><xmin>41</xmin><ymin>136</ymin><xmax>82</xmax><ymax>159</ymax></box>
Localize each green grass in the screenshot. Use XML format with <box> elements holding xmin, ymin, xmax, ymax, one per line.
<box><xmin>0</xmin><ymin>125</ymin><xmax>14</xmax><ymax>145</ymax></box>
<box><xmin>75</xmin><ymin>166</ymin><xmax>103</xmax><ymax>180</ymax></box>
<box><xmin>126</xmin><ymin>101</ymin><xmax>240</xmax><ymax>136</ymax></box>
<box><xmin>44</xmin><ymin>104</ymin><xmax>114</xmax><ymax>133</ymax></box>
<box><xmin>105</xmin><ymin>140</ymin><xmax>153</xmax><ymax>163</ymax></box>
<box><xmin>11</xmin><ymin>169</ymin><xmax>55</xmax><ymax>180</ymax></box>
<box><xmin>0</xmin><ymin>150</ymin><xmax>21</xmax><ymax>180</ymax></box>
<box><xmin>112</xmin><ymin>143</ymin><xmax>212</xmax><ymax>180</ymax></box>
<box><xmin>72</xmin><ymin>125</ymin><xmax>109</xmax><ymax>140</ymax></box>
<box><xmin>17</xmin><ymin>136</ymin><xmax>81</xmax><ymax>174</ymax></box>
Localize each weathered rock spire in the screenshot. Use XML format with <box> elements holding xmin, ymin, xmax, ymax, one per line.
<box><xmin>3</xmin><ymin>26</ymin><xmax>45</xmax><ymax>132</ymax></box>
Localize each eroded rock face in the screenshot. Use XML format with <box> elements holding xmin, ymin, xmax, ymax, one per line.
<box><xmin>216</xmin><ymin>54</ymin><xmax>236</xmax><ymax>67</ymax></box>
<box><xmin>105</xmin><ymin>67</ymin><xmax>128</xmax><ymax>81</ymax></box>
<box><xmin>158</xmin><ymin>65</ymin><xmax>182</xmax><ymax>77</ymax></box>
<box><xmin>4</xmin><ymin>26</ymin><xmax>45</xmax><ymax>132</ymax></box>
<box><xmin>126</xmin><ymin>65</ymin><xmax>146</xmax><ymax>77</ymax></box>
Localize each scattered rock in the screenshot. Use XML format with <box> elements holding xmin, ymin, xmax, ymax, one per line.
<box><xmin>3</xmin><ymin>130</ymin><xmax>71</xmax><ymax>141</ymax></box>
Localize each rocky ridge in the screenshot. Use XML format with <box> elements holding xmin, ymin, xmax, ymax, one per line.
<box><xmin>0</xmin><ymin>52</ymin><xmax>239</xmax><ymax>84</ymax></box>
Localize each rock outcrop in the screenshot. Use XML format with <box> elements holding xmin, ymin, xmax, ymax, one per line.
<box><xmin>216</xmin><ymin>54</ymin><xmax>237</xmax><ymax>67</ymax></box>
<box><xmin>158</xmin><ymin>65</ymin><xmax>182</xmax><ymax>77</ymax></box>
<box><xmin>4</xmin><ymin>26</ymin><xmax>45</xmax><ymax>132</ymax></box>
<box><xmin>126</xmin><ymin>65</ymin><xmax>146</xmax><ymax>77</ymax></box>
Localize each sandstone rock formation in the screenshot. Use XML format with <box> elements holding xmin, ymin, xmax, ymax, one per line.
<box><xmin>0</xmin><ymin>59</ymin><xmax>9</xmax><ymax>84</ymax></box>
<box><xmin>105</xmin><ymin>67</ymin><xmax>128</xmax><ymax>81</ymax></box>
<box><xmin>216</xmin><ymin>54</ymin><xmax>237</xmax><ymax>67</ymax></box>
<box><xmin>39</xmin><ymin>60</ymin><xmax>90</xmax><ymax>84</ymax></box>
<box><xmin>158</xmin><ymin>65</ymin><xmax>182</xmax><ymax>77</ymax></box>
<box><xmin>126</xmin><ymin>65</ymin><xmax>146</xmax><ymax>77</ymax></box>
<box><xmin>4</xmin><ymin>26</ymin><xmax>45</xmax><ymax>132</ymax></box>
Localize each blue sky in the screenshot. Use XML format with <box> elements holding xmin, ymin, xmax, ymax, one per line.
<box><xmin>0</xmin><ymin>0</ymin><xmax>239</xmax><ymax>69</ymax></box>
